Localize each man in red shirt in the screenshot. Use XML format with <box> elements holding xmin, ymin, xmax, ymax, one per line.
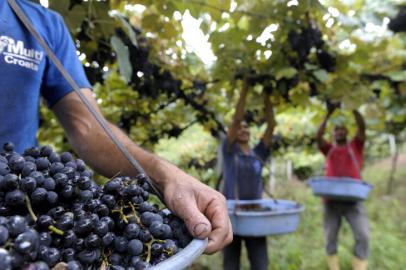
<box><xmin>316</xmin><ymin>105</ymin><xmax>369</xmax><ymax>270</ymax></box>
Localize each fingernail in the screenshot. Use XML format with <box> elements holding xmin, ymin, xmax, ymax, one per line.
<box><xmin>193</xmin><ymin>223</ymin><xmax>208</xmax><ymax>237</ymax></box>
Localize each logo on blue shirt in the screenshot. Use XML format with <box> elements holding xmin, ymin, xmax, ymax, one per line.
<box><xmin>0</xmin><ymin>35</ymin><xmax>43</xmax><ymax>71</ymax></box>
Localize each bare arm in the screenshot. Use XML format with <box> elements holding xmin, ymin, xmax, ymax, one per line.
<box><xmin>227</xmin><ymin>79</ymin><xmax>249</xmax><ymax>145</ymax></box>
<box><xmin>353</xmin><ymin>110</ymin><xmax>366</xmax><ymax>142</ymax></box>
<box><xmin>261</xmin><ymin>93</ymin><xmax>276</xmax><ymax>148</ymax></box>
<box><xmin>52</xmin><ymin>89</ymin><xmax>232</xmax><ymax>254</ymax></box>
<box><xmin>316</xmin><ymin>107</ymin><xmax>335</xmax><ymax>149</ymax></box>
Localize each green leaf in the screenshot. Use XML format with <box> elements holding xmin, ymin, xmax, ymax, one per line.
<box><xmin>384</xmin><ymin>70</ymin><xmax>406</xmax><ymax>82</ymax></box>
<box><xmin>110</xmin><ymin>36</ymin><xmax>132</xmax><ymax>83</ymax></box>
<box><xmin>275</xmin><ymin>67</ymin><xmax>297</xmax><ymax>80</ymax></box>
<box><xmin>313</xmin><ymin>69</ymin><xmax>329</xmax><ymax>82</ymax></box>
<box><xmin>113</xmin><ymin>13</ymin><xmax>139</xmax><ymax>47</ymax></box>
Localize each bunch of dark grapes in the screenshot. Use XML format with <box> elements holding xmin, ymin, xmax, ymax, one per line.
<box><xmin>0</xmin><ymin>142</ymin><xmax>192</xmax><ymax>270</ymax></box>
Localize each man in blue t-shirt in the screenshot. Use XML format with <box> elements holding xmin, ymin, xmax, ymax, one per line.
<box><xmin>222</xmin><ymin>78</ymin><xmax>276</xmax><ymax>270</ymax></box>
<box><xmin>0</xmin><ymin>0</ymin><xmax>232</xmax><ymax>254</ymax></box>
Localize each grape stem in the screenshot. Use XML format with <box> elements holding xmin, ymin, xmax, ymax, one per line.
<box><xmin>25</xmin><ymin>194</ymin><xmax>64</xmax><ymax>236</ymax></box>
<box><xmin>25</xmin><ymin>194</ymin><xmax>38</xmax><ymax>222</ymax></box>
<box><xmin>146</xmin><ymin>240</ymin><xmax>152</xmax><ymax>263</ymax></box>
<box><xmin>112</xmin><ymin>206</ymin><xmax>129</xmax><ymax>224</ymax></box>
<box><xmin>128</xmin><ymin>202</ymin><xmax>141</xmax><ymax>225</ymax></box>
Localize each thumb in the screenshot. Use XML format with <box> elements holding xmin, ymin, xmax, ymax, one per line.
<box><xmin>170</xmin><ymin>193</ymin><xmax>212</xmax><ymax>239</ymax></box>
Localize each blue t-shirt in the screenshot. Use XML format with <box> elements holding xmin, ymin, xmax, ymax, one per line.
<box><xmin>0</xmin><ymin>0</ymin><xmax>91</xmax><ymax>153</ymax></box>
<box><xmin>222</xmin><ymin>138</ymin><xmax>270</xmax><ymax>200</ymax></box>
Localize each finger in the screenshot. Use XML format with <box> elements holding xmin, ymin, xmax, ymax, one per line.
<box><xmin>203</xmin><ymin>198</ymin><xmax>233</xmax><ymax>254</ymax></box>
<box><xmin>169</xmin><ymin>191</ymin><xmax>212</xmax><ymax>239</ymax></box>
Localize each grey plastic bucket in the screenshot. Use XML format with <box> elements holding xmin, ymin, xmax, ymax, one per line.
<box><xmin>308</xmin><ymin>177</ymin><xmax>373</xmax><ymax>201</ymax></box>
<box><xmin>149</xmin><ymin>238</ymin><xmax>208</xmax><ymax>270</ymax></box>
<box><xmin>227</xmin><ymin>199</ymin><xmax>304</xmax><ymax>237</ymax></box>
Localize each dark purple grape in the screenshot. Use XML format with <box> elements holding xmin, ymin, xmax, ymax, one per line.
<box><xmin>1</xmin><ymin>174</ymin><xmax>18</xmax><ymax>191</ymax></box>
<box><xmin>79</xmin><ymin>190</ymin><xmax>93</xmax><ymax>202</ymax></box>
<box><xmin>29</xmin><ymin>171</ymin><xmax>44</xmax><ymax>186</ymax></box>
<box><xmin>39</xmin><ymin>232</ymin><xmax>52</xmax><ymax>246</ymax></box>
<box><xmin>5</xmin><ymin>189</ymin><xmax>25</xmax><ymax>207</ymax></box>
<box><xmin>95</xmin><ymin>204</ymin><xmax>109</xmax><ymax>217</ymax></box>
<box><xmin>94</xmin><ymin>221</ymin><xmax>109</xmax><ymax>237</ymax></box>
<box><xmin>36</xmin><ymin>157</ymin><xmax>50</xmax><ymax>171</ymax></box>
<box><xmin>141</xmin><ymin>212</ymin><xmax>163</xmax><ymax>227</ymax></box>
<box><xmin>48</xmin><ymin>206</ymin><xmax>65</xmax><ymax>219</ymax></box>
<box><xmin>37</xmin><ymin>215</ymin><xmax>53</xmax><ymax>229</ymax></box>
<box><xmin>3</xmin><ymin>142</ymin><xmax>14</xmax><ymax>152</ymax></box>
<box><xmin>124</xmin><ymin>223</ymin><xmax>140</xmax><ymax>239</ymax></box>
<box><xmin>0</xmin><ymin>162</ymin><xmax>10</xmax><ymax>176</ymax></box>
<box><xmin>114</xmin><ymin>236</ymin><xmax>128</xmax><ymax>253</ymax></box>
<box><xmin>101</xmin><ymin>194</ymin><xmax>116</xmax><ymax>209</ymax></box>
<box><xmin>42</xmin><ymin>177</ymin><xmax>56</xmax><ymax>191</ymax></box>
<box><xmin>61</xmin><ymin>185</ymin><xmax>75</xmax><ymax>198</ymax></box>
<box><xmin>138</xmin><ymin>229</ymin><xmax>152</xmax><ymax>243</ymax></box>
<box><xmin>151</xmin><ymin>242</ymin><xmax>163</xmax><ymax>256</ymax></box>
<box><xmin>8</xmin><ymin>249</ymin><xmax>24</xmax><ymax>269</ymax></box>
<box><xmin>104</xmin><ymin>180</ymin><xmax>122</xmax><ymax>194</ymax></box>
<box><xmin>74</xmin><ymin>218</ymin><xmax>93</xmax><ymax>236</ymax></box>
<box><xmin>60</xmin><ymin>152</ymin><xmax>73</xmax><ymax>163</ymax></box>
<box><xmin>75</xmin><ymin>159</ymin><xmax>86</xmax><ymax>172</ymax></box>
<box><xmin>56</xmin><ymin>213</ymin><xmax>74</xmax><ymax>230</ymax></box>
<box><xmin>20</xmin><ymin>177</ymin><xmax>37</xmax><ymax>193</ymax></box>
<box><xmin>63</xmin><ymin>230</ymin><xmax>77</xmax><ymax>248</ymax></box>
<box><xmin>62</xmin><ymin>248</ymin><xmax>76</xmax><ymax>262</ymax></box>
<box><xmin>48</xmin><ymin>152</ymin><xmax>60</xmax><ymax>163</ymax></box>
<box><xmin>9</xmin><ymin>154</ymin><xmax>25</xmax><ymax>172</ymax></box>
<box><xmin>73</xmin><ymin>238</ymin><xmax>85</xmax><ymax>252</ymax></box>
<box><xmin>100</xmin><ymin>216</ymin><xmax>114</xmax><ymax>230</ymax></box>
<box><xmin>131</xmin><ymin>196</ymin><xmax>144</xmax><ymax>204</ymax></box>
<box><xmin>163</xmin><ymin>239</ymin><xmax>178</xmax><ymax>254</ymax></box>
<box><xmin>7</xmin><ymin>216</ymin><xmax>28</xmax><ymax>237</ymax></box>
<box><xmin>139</xmin><ymin>202</ymin><xmax>155</xmax><ymax>213</ymax></box>
<box><xmin>102</xmin><ymin>232</ymin><xmax>115</xmax><ymax>247</ymax></box>
<box><xmin>40</xmin><ymin>247</ymin><xmax>61</xmax><ymax>267</ymax></box>
<box><xmin>21</xmin><ymin>161</ymin><xmax>36</xmax><ymax>177</ymax></box>
<box><xmin>80</xmin><ymin>169</ymin><xmax>92</xmax><ymax>178</ymax></box>
<box><xmin>150</xmin><ymin>222</ymin><xmax>173</xmax><ymax>239</ymax></box>
<box><xmin>84</xmin><ymin>233</ymin><xmax>101</xmax><ymax>250</ymax></box>
<box><xmin>128</xmin><ymin>239</ymin><xmax>143</xmax><ymax>256</ymax></box>
<box><xmin>40</xmin><ymin>145</ymin><xmax>53</xmax><ymax>157</ymax></box>
<box><xmin>34</xmin><ymin>261</ymin><xmax>50</xmax><ymax>270</ymax></box>
<box><xmin>0</xmin><ymin>248</ymin><xmax>12</xmax><ymax>270</ymax></box>
<box><xmin>49</xmin><ymin>163</ymin><xmax>64</xmax><ymax>176</ymax></box>
<box><xmin>108</xmin><ymin>253</ymin><xmax>122</xmax><ymax>265</ymax></box>
<box><xmin>31</xmin><ymin>188</ymin><xmax>47</xmax><ymax>204</ymax></box>
<box><xmin>67</xmin><ymin>260</ymin><xmax>83</xmax><ymax>270</ymax></box>
<box><xmin>77</xmin><ymin>249</ymin><xmax>100</xmax><ymax>265</ymax></box>
<box><xmin>53</xmin><ymin>173</ymin><xmax>69</xmax><ymax>188</ymax></box>
<box><xmin>24</xmin><ymin>147</ymin><xmax>40</xmax><ymax>158</ymax></box>
<box><xmin>14</xmin><ymin>230</ymin><xmax>39</xmax><ymax>255</ymax></box>
<box><xmin>46</xmin><ymin>191</ymin><xmax>59</xmax><ymax>205</ymax></box>
<box><xmin>65</xmin><ymin>161</ymin><xmax>77</xmax><ymax>170</ymax></box>
<box><xmin>0</xmin><ymin>225</ymin><xmax>9</xmax><ymax>245</ymax></box>
<box><xmin>61</xmin><ymin>166</ymin><xmax>75</xmax><ymax>179</ymax></box>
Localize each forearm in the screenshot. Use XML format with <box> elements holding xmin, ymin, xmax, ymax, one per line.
<box><xmin>68</xmin><ymin>122</ymin><xmax>180</xmax><ymax>189</ymax></box>
<box><xmin>227</xmin><ymin>80</ymin><xmax>249</xmax><ymax>142</ymax></box>
<box><xmin>52</xmin><ymin>90</ymin><xmax>182</xmax><ymax>192</ymax></box>
<box><xmin>353</xmin><ymin>110</ymin><xmax>366</xmax><ymax>140</ymax></box>
<box><xmin>353</xmin><ymin>110</ymin><xmax>365</xmax><ymax>130</ymax></box>
<box><xmin>232</xmin><ymin>81</ymin><xmax>249</xmax><ymax>124</ymax></box>
<box><xmin>262</xmin><ymin>94</ymin><xmax>276</xmax><ymax>147</ymax></box>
